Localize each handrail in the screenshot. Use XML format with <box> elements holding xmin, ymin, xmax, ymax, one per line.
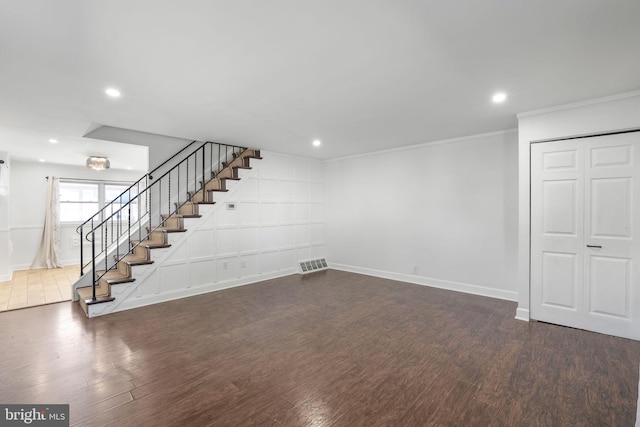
<box><xmin>78</xmin><ymin>141</ymin><xmax>249</xmax><ymax>301</ymax></box>
<box><xmin>148</xmin><ymin>141</ymin><xmax>208</xmax><ymax>184</ymax></box>
<box><xmin>148</xmin><ymin>140</ymin><xmax>198</xmax><ymax>178</ymax></box>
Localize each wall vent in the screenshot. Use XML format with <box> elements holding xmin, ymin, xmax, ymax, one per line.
<box><xmin>299</xmin><ymin>258</ymin><xmax>328</xmax><ymax>274</ymax></box>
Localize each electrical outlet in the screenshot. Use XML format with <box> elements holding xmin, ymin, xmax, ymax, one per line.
<box><xmin>223</xmin><ymin>261</ymin><xmax>228</xmax><ymax>270</ymax></box>
<box><xmin>413</xmin><ymin>266</ymin><xmax>418</xmax><ymax>274</ymax></box>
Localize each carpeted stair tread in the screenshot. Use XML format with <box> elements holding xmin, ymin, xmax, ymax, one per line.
<box><xmin>84</xmin><ymin>295</ymin><xmax>115</xmax><ymax>305</ymax></box>
<box><xmin>176</xmin><ymin>201</ymin><xmax>214</xmax><ymax>209</ymax></box>
<box><xmin>240</xmin><ymin>149</ymin><xmax>261</xmax><ymax>158</ymax></box>
<box><xmin>147</xmin><ymin>226</ymin><xmax>187</xmax><ymax>233</ymax></box>
<box><xmin>116</xmin><ymin>254</ymin><xmax>154</xmax><ymax>266</ymax></box>
<box><xmin>78</xmin><ymin>286</ymin><xmax>114</xmax><ymax>306</ymax></box>
<box><xmin>173</xmin><ymin>202</ymin><xmax>203</xmax><ymax>214</ymax></box>
<box><xmin>161</xmin><ymin>213</ymin><xmax>201</xmax><ymax>220</ymax></box>
<box><xmin>188</xmin><ymin>190</ymin><xmax>219</xmax><ymax>204</ymax></box>
<box><xmin>135</xmin><ymin>230</ymin><xmax>169</xmax><ymax>245</ymax></box>
<box><xmin>96</xmin><ymin>270</ymin><xmax>135</xmax><ymax>284</ymax></box>
<box><xmin>241</xmin><ymin>152</ymin><xmax>262</xmax><ymax>159</ymax></box>
<box><xmin>78</xmin><ymin>282</ymin><xmax>109</xmax><ymax>299</ymax></box>
<box><xmin>201</xmin><ymin>181</ymin><xmax>228</xmax><ymax>192</ymax></box>
<box><xmin>132</xmin><ymin>240</ymin><xmax>171</xmax><ymax>249</ymax></box>
<box><xmin>78</xmin><ymin>284</ymin><xmax>113</xmax><ymax>307</ymax></box>
<box><xmin>78</xmin><ymin>288</ymin><xmax>109</xmax><ymax>301</ymax></box>
<box><xmin>200</xmin><ymin>179</ymin><xmax>228</xmax><ymax>190</ymax></box>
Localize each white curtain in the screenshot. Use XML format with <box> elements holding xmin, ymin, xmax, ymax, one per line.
<box><xmin>32</xmin><ymin>177</ymin><xmax>62</xmax><ymax>269</ymax></box>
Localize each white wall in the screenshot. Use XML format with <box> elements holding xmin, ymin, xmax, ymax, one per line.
<box><xmin>0</xmin><ymin>152</ymin><xmax>10</xmax><ymax>280</ymax></box>
<box><xmin>324</xmin><ymin>130</ymin><xmax>519</xmax><ymax>300</ymax></box>
<box><xmin>88</xmin><ymin>151</ymin><xmax>325</xmax><ymax>316</ymax></box>
<box><xmin>517</xmin><ymin>90</ymin><xmax>640</xmax><ymax>320</ymax></box>
<box><xmin>8</xmin><ymin>161</ymin><xmax>145</xmax><ymax>273</ymax></box>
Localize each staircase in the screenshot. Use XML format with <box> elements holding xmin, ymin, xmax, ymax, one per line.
<box><xmin>75</xmin><ymin>143</ymin><xmax>262</xmax><ymax>316</ymax></box>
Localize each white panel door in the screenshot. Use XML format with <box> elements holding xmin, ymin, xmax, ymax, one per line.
<box><xmin>531</xmin><ymin>132</ymin><xmax>640</xmax><ymax>340</ymax></box>
<box><xmin>531</xmin><ymin>140</ymin><xmax>585</xmax><ymax>329</ymax></box>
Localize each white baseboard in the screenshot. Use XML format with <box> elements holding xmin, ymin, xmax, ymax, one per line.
<box><xmin>515</xmin><ymin>307</ymin><xmax>530</xmax><ymax>321</ymax></box>
<box><xmin>330</xmin><ymin>263</ymin><xmax>518</xmax><ymax>302</ymax></box>
<box><xmin>0</xmin><ymin>271</ymin><xmax>11</xmax><ymax>282</ymax></box>
<box><xmin>11</xmin><ymin>263</ymin><xmax>31</xmax><ymax>272</ymax></box>
<box><xmin>60</xmin><ymin>258</ymin><xmax>80</xmax><ymax>267</ymax></box>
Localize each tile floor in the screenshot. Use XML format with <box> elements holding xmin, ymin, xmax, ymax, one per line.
<box><xmin>0</xmin><ymin>265</ymin><xmax>78</xmax><ymax>312</ymax></box>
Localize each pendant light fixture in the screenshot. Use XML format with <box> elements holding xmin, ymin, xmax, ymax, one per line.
<box><xmin>86</xmin><ymin>156</ymin><xmax>110</xmax><ymax>170</ymax></box>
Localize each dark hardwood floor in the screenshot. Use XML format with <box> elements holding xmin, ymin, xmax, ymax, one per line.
<box><xmin>1</xmin><ymin>270</ymin><xmax>639</xmax><ymax>426</ymax></box>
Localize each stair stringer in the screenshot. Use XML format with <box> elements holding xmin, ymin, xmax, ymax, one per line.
<box><xmin>85</xmin><ymin>155</ymin><xmax>297</xmax><ymax>317</ymax></box>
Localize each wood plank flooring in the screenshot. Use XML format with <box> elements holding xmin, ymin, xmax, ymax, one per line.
<box><xmin>0</xmin><ymin>269</ymin><xmax>639</xmax><ymax>426</ymax></box>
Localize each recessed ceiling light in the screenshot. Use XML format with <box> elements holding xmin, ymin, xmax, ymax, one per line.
<box><xmin>312</xmin><ymin>139</ymin><xmax>322</xmax><ymax>147</ymax></box>
<box><xmin>38</xmin><ymin>159</ymin><xmax>45</xmax><ymax>162</ymax></box>
<box><xmin>492</xmin><ymin>92</ymin><xmax>507</xmax><ymax>103</ymax></box>
<box><xmin>105</xmin><ymin>88</ymin><xmax>122</xmax><ymax>98</ymax></box>
<box><xmin>49</xmin><ymin>139</ymin><xmax>58</xmax><ymax>144</ymax></box>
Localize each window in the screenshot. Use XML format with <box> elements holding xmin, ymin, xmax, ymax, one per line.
<box><xmin>59</xmin><ymin>182</ymin><xmax>99</xmax><ymax>222</ymax></box>
<box><xmin>59</xmin><ymin>181</ymin><xmax>138</xmax><ymax>223</ymax></box>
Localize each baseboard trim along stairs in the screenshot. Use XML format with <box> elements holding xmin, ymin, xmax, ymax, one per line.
<box><xmin>76</xmin><ymin>148</ymin><xmax>262</xmax><ymax>317</ymax></box>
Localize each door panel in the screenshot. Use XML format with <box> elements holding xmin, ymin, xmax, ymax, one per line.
<box><xmin>589</xmin><ymin>255</ymin><xmax>630</xmax><ymax>318</ymax></box>
<box><xmin>543</xmin><ymin>149</ymin><xmax>578</xmax><ymax>170</ymax></box>
<box><xmin>590</xmin><ymin>178</ymin><xmax>631</xmax><ymax>238</ymax></box>
<box><xmin>531</xmin><ymin>132</ymin><xmax>640</xmax><ymax>340</ymax></box>
<box><xmin>591</xmin><ymin>144</ymin><xmax>632</xmax><ymax>168</ymax></box>
<box><xmin>543</xmin><ymin>180</ymin><xmax>577</xmax><ymax>235</ymax></box>
<box><xmin>541</xmin><ymin>252</ymin><xmax>577</xmax><ymax>310</ymax></box>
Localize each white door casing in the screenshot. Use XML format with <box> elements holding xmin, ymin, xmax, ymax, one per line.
<box><xmin>531</xmin><ymin>132</ymin><xmax>640</xmax><ymax>340</ymax></box>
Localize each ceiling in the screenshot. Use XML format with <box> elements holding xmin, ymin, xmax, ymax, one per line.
<box><xmin>0</xmin><ymin>0</ymin><xmax>639</xmax><ymax>164</ymax></box>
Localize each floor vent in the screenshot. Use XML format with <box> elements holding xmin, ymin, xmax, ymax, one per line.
<box><xmin>299</xmin><ymin>258</ymin><xmax>328</xmax><ymax>274</ymax></box>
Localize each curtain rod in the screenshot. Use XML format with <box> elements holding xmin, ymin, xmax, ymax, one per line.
<box><xmin>45</xmin><ymin>176</ymin><xmax>135</xmax><ymax>183</ymax></box>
